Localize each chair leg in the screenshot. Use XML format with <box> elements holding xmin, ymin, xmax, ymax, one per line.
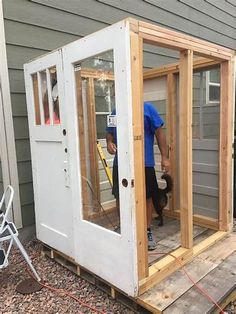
<box><xmin>12</xmin><ymin>235</ymin><xmax>41</xmax><ymax>282</ymax></box>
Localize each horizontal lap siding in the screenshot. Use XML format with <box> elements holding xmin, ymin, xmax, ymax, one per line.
<box><xmin>3</xmin><ymin>0</ymin><xmax>235</xmax><ymax>226</ymax></box>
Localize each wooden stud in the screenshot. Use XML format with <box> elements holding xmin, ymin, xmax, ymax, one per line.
<box><xmin>75</xmin><ymin>70</ymin><xmax>89</xmax><ymax>220</ymax></box>
<box><xmin>164</xmin><ymin>209</ymin><xmax>219</xmax><ymax>230</ymax></box>
<box><xmin>87</xmin><ymin>77</ymin><xmax>100</xmax><ymax>203</ymax></box>
<box><xmin>179</xmin><ymin>50</ymin><xmax>193</xmax><ymax>249</ymax></box>
<box><xmin>32</xmin><ymin>74</ymin><xmax>41</xmax><ymax>125</ymax></box>
<box><xmin>219</xmin><ymin>60</ymin><xmax>234</xmax><ymax>231</ymax></box>
<box><xmin>130</xmin><ymin>31</ymin><xmax>148</xmax><ymax>279</ymax></box>
<box><xmin>167</xmin><ymin>73</ymin><xmax>177</xmax><ymax>212</ymax></box>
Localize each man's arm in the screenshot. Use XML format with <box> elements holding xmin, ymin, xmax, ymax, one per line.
<box><xmin>155</xmin><ymin>127</ymin><xmax>170</xmax><ymax>172</ymax></box>
<box><xmin>106</xmin><ymin>132</ymin><xmax>117</xmax><ymax>155</ymax></box>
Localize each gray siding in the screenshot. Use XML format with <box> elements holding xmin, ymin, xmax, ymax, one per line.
<box><xmin>2</xmin><ymin>0</ymin><xmax>236</xmax><ymax>226</ymax></box>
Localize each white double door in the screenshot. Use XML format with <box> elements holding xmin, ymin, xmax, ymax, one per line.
<box><xmin>25</xmin><ymin>20</ymin><xmax>138</xmax><ymax>296</ymax></box>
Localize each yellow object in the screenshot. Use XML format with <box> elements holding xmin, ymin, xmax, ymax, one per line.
<box><xmin>97</xmin><ymin>141</ymin><xmax>113</xmax><ymax>187</ymax></box>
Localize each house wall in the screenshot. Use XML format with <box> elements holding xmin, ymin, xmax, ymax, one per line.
<box><xmin>2</xmin><ymin>0</ymin><xmax>236</xmax><ymax>226</ymax></box>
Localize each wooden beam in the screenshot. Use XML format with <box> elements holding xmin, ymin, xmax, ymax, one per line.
<box><xmin>164</xmin><ymin>209</ymin><xmax>219</xmax><ymax>230</ymax></box>
<box><xmin>87</xmin><ymin>77</ymin><xmax>100</xmax><ymax>203</ymax></box>
<box><xmin>179</xmin><ymin>50</ymin><xmax>193</xmax><ymax>249</ymax></box>
<box><xmin>138</xmin><ymin>21</ymin><xmax>233</xmax><ymax>61</ymax></box>
<box><xmin>80</xmin><ymin>68</ymin><xmax>114</xmax><ymax>80</ymax></box>
<box><xmin>143</xmin><ymin>58</ymin><xmax>219</xmax><ymax>80</ymax></box>
<box><xmin>32</xmin><ymin>74</ymin><xmax>41</xmax><ymax>125</ymax></box>
<box><xmin>75</xmin><ymin>70</ymin><xmax>89</xmax><ymax>220</ymax></box>
<box><xmin>219</xmin><ymin>60</ymin><xmax>234</xmax><ymax>231</ymax></box>
<box><xmin>166</xmin><ymin>73</ymin><xmax>177</xmax><ymax>212</ymax></box>
<box><xmin>130</xmin><ymin>31</ymin><xmax>148</xmax><ymax>279</ymax></box>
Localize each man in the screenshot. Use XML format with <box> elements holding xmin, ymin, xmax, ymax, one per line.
<box><xmin>106</xmin><ymin>101</ymin><xmax>170</xmax><ymax>250</ymax></box>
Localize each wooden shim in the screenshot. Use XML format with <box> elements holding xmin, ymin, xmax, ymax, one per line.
<box><xmin>130</xmin><ymin>31</ymin><xmax>148</xmax><ymax>279</ymax></box>
<box><xmin>179</xmin><ymin>50</ymin><xmax>193</xmax><ymax>249</ymax></box>
<box><xmin>163</xmin><ymin>251</ymin><xmax>236</xmax><ymax>314</ymax></box>
<box><xmin>167</xmin><ymin>73</ymin><xmax>177</xmax><ymax>212</ymax></box>
<box><xmin>138</xmin><ymin>21</ymin><xmax>233</xmax><ymax>61</ymax></box>
<box><xmin>213</xmin><ymin>289</ymin><xmax>236</xmax><ymax>314</ymax></box>
<box><xmin>219</xmin><ymin>60</ymin><xmax>234</xmax><ymax>231</ymax></box>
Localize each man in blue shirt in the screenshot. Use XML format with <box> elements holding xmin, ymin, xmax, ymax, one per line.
<box><xmin>106</xmin><ymin>102</ymin><xmax>170</xmax><ymax>250</ymax></box>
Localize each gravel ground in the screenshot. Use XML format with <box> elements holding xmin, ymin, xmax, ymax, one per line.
<box><xmin>1</xmin><ymin>227</ymin><xmax>236</xmax><ymax>314</ymax></box>
<box><xmin>0</xmin><ymin>239</ymin><xmax>135</xmax><ymax>314</ymax></box>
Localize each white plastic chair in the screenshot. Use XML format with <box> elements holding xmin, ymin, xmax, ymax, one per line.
<box><xmin>0</xmin><ymin>185</ymin><xmax>41</xmax><ymax>281</ymax></box>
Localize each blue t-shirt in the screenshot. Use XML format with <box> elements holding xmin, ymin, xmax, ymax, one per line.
<box><xmin>106</xmin><ymin>102</ymin><xmax>164</xmax><ymax>167</ymax></box>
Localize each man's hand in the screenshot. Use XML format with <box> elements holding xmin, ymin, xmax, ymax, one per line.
<box><xmin>107</xmin><ymin>142</ymin><xmax>117</xmax><ymax>155</ymax></box>
<box><xmin>161</xmin><ymin>157</ymin><xmax>170</xmax><ymax>173</ymax></box>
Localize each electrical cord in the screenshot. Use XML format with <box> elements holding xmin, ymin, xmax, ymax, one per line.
<box><xmin>26</xmin><ymin>268</ymin><xmax>106</xmax><ymax>314</ymax></box>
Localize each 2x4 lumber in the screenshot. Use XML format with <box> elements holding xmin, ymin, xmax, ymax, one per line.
<box><xmin>75</xmin><ymin>70</ymin><xmax>89</xmax><ymax>220</ymax></box>
<box><xmin>32</xmin><ymin>74</ymin><xmax>41</xmax><ymax>125</ymax></box>
<box><xmin>87</xmin><ymin>77</ymin><xmax>100</xmax><ymax>203</ymax></box>
<box><xmin>130</xmin><ymin>31</ymin><xmax>148</xmax><ymax>279</ymax></box>
<box><xmin>166</xmin><ymin>73</ymin><xmax>177</xmax><ymax>212</ymax></box>
<box><xmin>138</xmin><ymin>21</ymin><xmax>233</xmax><ymax>61</ymax></box>
<box><xmin>163</xmin><ymin>210</ymin><xmax>219</xmax><ymax>230</ymax></box>
<box><xmin>143</xmin><ymin>58</ymin><xmax>219</xmax><ymax>80</ymax></box>
<box><xmin>219</xmin><ymin>60</ymin><xmax>234</xmax><ymax>231</ymax></box>
<box><xmin>179</xmin><ymin>50</ymin><xmax>193</xmax><ymax>249</ymax></box>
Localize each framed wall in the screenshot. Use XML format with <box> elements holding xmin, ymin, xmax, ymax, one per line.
<box><xmin>127</xmin><ymin>18</ymin><xmax>234</xmax><ymax>293</ymax></box>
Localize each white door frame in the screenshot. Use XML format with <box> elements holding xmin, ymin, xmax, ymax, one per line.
<box><xmin>0</xmin><ymin>0</ymin><xmax>22</xmax><ymax>228</ymax></box>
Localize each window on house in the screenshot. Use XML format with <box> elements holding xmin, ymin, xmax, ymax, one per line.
<box><xmin>192</xmin><ymin>68</ymin><xmax>220</xmax><ymax>140</ymax></box>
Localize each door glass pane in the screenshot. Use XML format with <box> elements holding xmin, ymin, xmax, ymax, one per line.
<box><xmin>75</xmin><ymin>50</ymin><xmax>120</xmax><ymax>233</ymax></box>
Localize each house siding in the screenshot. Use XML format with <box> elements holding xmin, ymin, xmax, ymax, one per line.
<box><xmin>2</xmin><ymin>0</ymin><xmax>236</xmax><ymax>226</ymax></box>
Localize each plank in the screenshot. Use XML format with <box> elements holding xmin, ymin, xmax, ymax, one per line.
<box><xmin>179</xmin><ymin>50</ymin><xmax>193</xmax><ymax>248</ymax></box>
<box><xmin>219</xmin><ymin>60</ymin><xmax>233</xmax><ymax>231</ymax></box>
<box><xmin>164</xmin><ymin>251</ymin><xmax>236</xmax><ymax>314</ymax></box>
<box><xmin>130</xmin><ymin>31</ymin><xmax>148</xmax><ymax>279</ymax></box>
<box><xmin>139</xmin><ymin>233</ymin><xmax>236</xmax><ymax>313</ymax></box>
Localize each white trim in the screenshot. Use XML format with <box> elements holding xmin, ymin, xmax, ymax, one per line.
<box><xmin>0</xmin><ymin>1</ymin><xmax>22</xmax><ymax>228</ymax></box>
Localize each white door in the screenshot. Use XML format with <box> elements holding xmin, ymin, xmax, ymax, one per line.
<box><xmin>24</xmin><ymin>51</ymin><xmax>74</xmax><ymax>257</ymax></box>
<box><xmin>63</xmin><ymin>20</ymin><xmax>138</xmax><ymax>296</ymax></box>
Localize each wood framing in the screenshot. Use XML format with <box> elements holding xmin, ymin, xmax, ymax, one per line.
<box><xmin>130</xmin><ymin>30</ymin><xmax>148</xmax><ymax>279</ymax></box>
<box><xmin>86</xmin><ymin>77</ymin><xmax>100</xmax><ymax>202</ymax></box>
<box><xmin>179</xmin><ymin>50</ymin><xmax>193</xmax><ymax>249</ymax></box>
<box><xmin>75</xmin><ymin>69</ymin><xmax>90</xmax><ymax>220</ymax></box>
<box><xmin>219</xmin><ymin>60</ymin><xmax>234</xmax><ymax>231</ymax></box>
<box><xmin>166</xmin><ymin>73</ymin><xmax>177</xmax><ymax>212</ymax></box>
<box><xmin>133</xmin><ymin>18</ymin><xmax>234</xmax><ymax>295</ymax></box>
